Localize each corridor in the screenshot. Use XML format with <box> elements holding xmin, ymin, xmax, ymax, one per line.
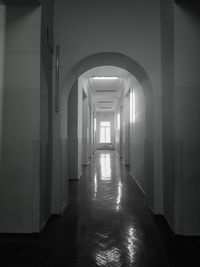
<box><xmin>2</xmin><ymin>150</ymin><xmax>199</xmax><ymax>267</ymax></box>
<box><xmin>1</xmin><ymin>1</ymin><xmax>200</xmax><ymax>266</ymax></box>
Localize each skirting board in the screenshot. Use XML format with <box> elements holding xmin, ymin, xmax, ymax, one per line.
<box><xmin>128</xmin><ymin>172</ymin><xmax>156</xmax><ymax>214</ymax></box>
<box><xmin>59</xmin><ymin>201</ymin><xmax>70</xmax><ymax>217</ymax></box>
<box><xmin>129</xmin><ymin>171</ymin><xmax>146</xmax><ymax>196</ymax></box>
<box><xmin>78</xmin><ymin>171</ymin><xmax>83</xmax><ymax>179</ymax></box>
<box><xmin>69</xmin><ymin>171</ymin><xmax>83</xmax><ymax>181</ymax></box>
<box><xmin>114</xmin><ymin>151</ymin><xmax>120</xmax><ymax>158</ymax></box>
<box><xmin>40</xmin><ymin>215</ymin><xmax>51</xmax><ymax>234</ymax></box>
<box><xmin>154</xmin><ymin>215</ymin><xmax>175</xmax><ymax>237</ymax></box>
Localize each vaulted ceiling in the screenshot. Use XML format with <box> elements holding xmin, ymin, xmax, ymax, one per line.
<box><xmin>83</xmin><ymin>66</ymin><xmax>131</xmax><ymax>113</ymax></box>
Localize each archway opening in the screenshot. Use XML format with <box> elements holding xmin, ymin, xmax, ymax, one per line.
<box><xmin>68</xmin><ymin>65</ymin><xmax>146</xmax><ymax>191</ymax></box>
<box><xmin>53</xmin><ymin>52</ymin><xmax>154</xmax><ymax>214</ymax></box>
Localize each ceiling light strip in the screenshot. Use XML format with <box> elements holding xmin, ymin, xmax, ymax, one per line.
<box><xmin>96</xmin><ymin>90</ymin><xmax>117</xmax><ymax>93</ymax></box>
<box><xmin>98</xmin><ymin>101</ymin><xmax>114</xmax><ymax>103</ymax></box>
<box><xmin>92</xmin><ymin>76</ymin><xmax>119</xmax><ymax>80</ymax></box>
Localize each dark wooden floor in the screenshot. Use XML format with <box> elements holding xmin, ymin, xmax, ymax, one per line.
<box><xmin>0</xmin><ymin>150</ymin><xmax>200</xmax><ymax>266</ymax></box>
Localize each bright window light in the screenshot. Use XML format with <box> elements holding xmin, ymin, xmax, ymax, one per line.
<box><xmin>100</xmin><ymin>121</ymin><xmax>111</xmax><ymax>143</ymax></box>
<box><xmin>130</xmin><ymin>91</ymin><xmax>135</xmax><ymax>123</ymax></box>
<box><xmin>92</xmin><ymin>76</ymin><xmax>119</xmax><ymax>80</ymax></box>
<box><xmin>117</xmin><ymin>113</ymin><xmax>120</xmax><ymax>130</ymax></box>
<box><xmin>94</xmin><ymin>118</ymin><xmax>96</xmax><ymax>132</ymax></box>
<box><xmin>101</xmin><ymin>121</ymin><xmax>110</xmax><ymax>127</ymax></box>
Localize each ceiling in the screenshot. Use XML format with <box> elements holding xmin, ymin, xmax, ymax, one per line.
<box><xmin>83</xmin><ymin>66</ymin><xmax>131</xmax><ymax>112</ymax></box>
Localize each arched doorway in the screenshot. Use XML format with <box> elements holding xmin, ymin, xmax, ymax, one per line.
<box><xmin>52</xmin><ymin>52</ymin><xmax>155</xmax><ymax>215</ymax></box>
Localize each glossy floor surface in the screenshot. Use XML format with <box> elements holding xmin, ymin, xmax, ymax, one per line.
<box><xmin>0</xmin><ymin>151</ymin><xmax>200</xmax><ymax>266</ymax></box>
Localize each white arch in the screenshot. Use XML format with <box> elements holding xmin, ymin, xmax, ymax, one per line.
<box><xmin>53</xmin><ymin>52</ymin><xmax>155</xmax><ymax>214</ymax></box>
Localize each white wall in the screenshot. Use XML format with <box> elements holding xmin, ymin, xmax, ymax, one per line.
<box><xmin>175</xmin><ymin>3</ymin><xmax>200</xmax><ymax>235</ymax></box>
<box><xmin>88</xmin><ymin>104</ymin><xmax>93</xmax><ymax>156</ymax></box>
<box><xmin>82</xmin><ymin>90</ymin><xmax>89</xmax><ymax>165</ymax></box>
<box><xmin>129</xmin><ymin>79</ymin><xmax>146</xmax><ymax>193</ymax></box>
<box><xmin>115</xmin><ymin>112</ymin><xmax>120</xmax><ymax>155</ymax></box>
<box><xmin>0</xmin><ymin>2</ymin><xmax>55</xmax><ymax>232</ymax></box>
<box><xmin>116</xmin><ymin>76</ymin><xmax>146</xmax><ymax>194</ymax></box>
<box><xmin>68</xmin><ymin>75</ymin><xmax>96</xmax><ymax>181</ymax></box>
<box><xmin>68</xmin><ymin>81</ymin><xmax>80</xmax><ymax>180</ymax></box>
<box><xmin>160</xmin><ymin>0</ymin><xmax>175</xmax><ymax>232</ymax></box>
<box><xmin>122</xmin><ymin>92</ymin><xmax>130</xmax><ymax>165</ymax></box>
<box><xmin>0</xmin><ymin>6</ymin><xmax>41</xmax><ymax>232</ymax></box>
<box><xmin>40</xmin><ymin>0</ymin><xmax>54</xmax><ymax>231</ymax></box>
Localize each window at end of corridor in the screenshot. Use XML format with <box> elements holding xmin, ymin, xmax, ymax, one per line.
<box><xmin>100</xmin><ymin>121</ymin><xmax>111</xmax><ymax>143</ymax></box>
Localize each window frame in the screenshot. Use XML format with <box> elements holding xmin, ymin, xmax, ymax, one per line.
<box><xmin>99</xmin><ymin>121</ymin><xmax>111</xmax><ymax>143</ymax></box>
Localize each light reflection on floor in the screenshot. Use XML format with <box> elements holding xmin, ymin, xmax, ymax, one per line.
<box><xmin>100</xmin><ymin>153</ymin><xmax>111</xmax><ymax>180</ymax></box>
<box><xmin>94</xmin><ymin>152</ymin><xmax>138</xmax><ymax>266</ymax></box>
<box><xmin>116</xmin><ymin>181</ymin><xmax>122</xmax><ymax>211</ymax></box>
<box><xmin>95</xmin><ymin>247</ymin><xmax>122</xmax><ymax>266</ymax></box>
<box><xmin>94</xmin><ymin>173</ymin><xmax>97</xmax><ymax>200</ymax></box>
<box><xmin>127</xmin><ymin>226</ymin><xmax>138</xmax><ymax>263</ymax></box>
<box><xmin>0</xmin><ymin>150</ymin><xmax>194</xmax><ymax>266</ymax></box>
<box><xmin>74</xmin><ymin>150</ymin><xmax>170</xmax><ymax>267</ymax></box>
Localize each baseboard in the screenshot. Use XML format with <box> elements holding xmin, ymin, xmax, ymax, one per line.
<box><xmin>0</xmin><ymin>215</ymin><xmax>51</xmax><ymax>235</ymax></box>
<box><xmin>78</xmin><ymin>171</ymin><xmax>83</xmax><ymax>179</ymax></box>
<box><xmin>82</xmin><ymin>160</ymin><xmax>90</xmax><ymax>166</ymax></box>
<box><xmin>175</xmin><ymin>234</ymin><xmax>200</xmax><ymax>240</ymax></box>
<box><xmin>0</xmin><ymin>203</ymin><xmax>69</xmax><ymax>236</ymax></box>
<box><xmin>39</xmin><ymin>215</ymin><xmax>51</xmax><ymax>234</ymax></box>
<box><xmin>145</xmin><ymin>199</ymin><xmax>154</xmax><ymax>213</ymax></box>
<box><xmin>154</xmin><ymin>214</ymin><xmax>175</xmax><ymax>238</ymax></box>
<box><xmin>0</xmin><ymin>231</ymin><xmax>41</xmax><ymax>237</ymax></box>
<box><xmin>115</xmin><ymin>151</ymin><xmax>120</xmax><ymax>158</ymax></box>
<box><xmin>39</xmin><ymin>201</ymin><xmax>69</xmax><ymax>233</ymax></box>
<box><xmin>69</xmin><ymin>171</ymin><xmax>83</xmax><ymax>181</ymax></box>
<box><xmin>129</xmin><ymin>171</ymin><xmax>146</xmax><ymax>196</ymax></box>
<box><xmin>154</xmin><ymin>215</ymin><xmax>200</xmax><ymax>238</ymax></box>
<box><xmin>59</xmin><ymin>201</ymin><xmax>69</xmax><ymax>217</ymax></box>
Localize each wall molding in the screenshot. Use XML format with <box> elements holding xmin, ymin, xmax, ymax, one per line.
<box><xmin>59</xmin><ymin>201</ymin><xmax>69</xmax><ymax>217</ymax></box>
<box><xmin>129</xmin><ymin>171</ymin><xmax>146</xmax><ymax>196</ymax></box>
